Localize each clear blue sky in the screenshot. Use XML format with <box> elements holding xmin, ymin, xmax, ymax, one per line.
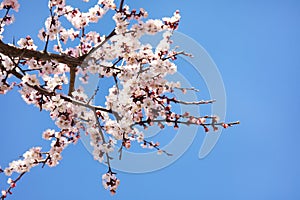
<box><xmin>0</xmin><ymin>0</ymin><xmax>299</xmax><ymax>199</ymax></box>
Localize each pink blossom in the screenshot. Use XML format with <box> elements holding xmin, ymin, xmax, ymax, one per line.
<box><xmin>21</xmin><ymin>74</ymin><xmax>40</xmax><ymax>86</ymax></box>
<box><xmin>1</xmin><ymin>190</ymin><xmax>7</xmax><ymax>198</ymax></box>
<box><xmin>0</xmin><ymin>0</ymin><xmax>20</xmax><ymax>12</ymax></box>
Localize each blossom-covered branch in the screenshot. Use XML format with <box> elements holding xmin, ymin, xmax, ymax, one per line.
<box><xmin>0</xmin><ymin>0</ymin><xmax>239</xmax><ymax>198</ymax></box>
<box><xmin>1</xmin><ymin>128</ymin><xmax>79</xmax><ymax>199</ymax></box>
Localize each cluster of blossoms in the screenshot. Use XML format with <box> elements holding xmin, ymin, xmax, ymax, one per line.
<box><xmin>0</xmin><ymin>0</ymin><xmax>239</xmax><ymax>199</ymax></box>
<box><xmin>4</xmin><ymin>147</ymin><xmax>43</xmax><ymax>176</ymax></box>
<box><xmin>102</xmin><ymin>171</ymin><xmax>120</xmax><ymax>194</ymax></box>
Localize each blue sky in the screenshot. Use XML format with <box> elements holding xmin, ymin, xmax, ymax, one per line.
<box><xmin>0</xmin><ymin>0</ymin><xmax>300</xmax><ymax>199</ymax></box>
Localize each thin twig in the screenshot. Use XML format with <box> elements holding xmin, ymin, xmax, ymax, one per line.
<box><xmin>43</xmin><ymin>8</ymin><xmax>54</xmax><ymax>53</ymax></box>
<box><xmin>174</xmin><ymin>86</ymin><xmax>200</xmax><ymax>92</ymax></box>
<box><xmin>0</xmin><ymin>172</ymin><xmax>26</xmax><ymax>200</ymax></box>
<box><xmin>87</xmin><ymin>86</ymin><xmax>99</xmax><ymax>104</ymax></box>
<box><xmin>0</xmin><ymin>8</ymin><xmax>11</xmax><ymax>34</ymax></box>
<box><xmin>93</xmin><ymin>109</ymin><xmax>112</xmax><ymax>172</ymax></box>
<box><xmin>173</xmin><ymin>99</ymin><xmax>216</xmax><ymax>105</ymax></box>
<box><xmin>142</xmin><ymin>140</ymin><xmax>173</xmax><ymax>156</ymax></box>
<box><xmin>119</xmin><ymin>0</ymin><xmax>125</xmax><ymax>11</ymax></box>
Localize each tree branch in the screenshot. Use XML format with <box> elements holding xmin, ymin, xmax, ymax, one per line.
<box><xmin>0</xmin><ymin>40</ymin><xmax>84</xmax><ymax>67</ymax></box>
<box><xmin>4</xmin><ymin>66</ymin><xmax>113</xmax><ymax>114</ymax></box>
<box><xmin>85</xmin><ymin>30</ymin><xmax>116</xmax><ymax>57</ymax></box>
<box><xmin>68</xmin><ymin>66</ymin><xmax>76</xmax><ymax>96</ymax></box>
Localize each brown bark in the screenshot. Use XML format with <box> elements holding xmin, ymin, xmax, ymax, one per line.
<box><xmin>0</xmin><ymin>40</ymin><xmax>85</xmax><ymax>67</ymax></box>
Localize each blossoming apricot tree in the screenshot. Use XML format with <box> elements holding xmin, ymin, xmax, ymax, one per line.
<box><xmin>0</xmin><ymin>0</ymin><xmax>239</xmax><ymax>198</ymax></box>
